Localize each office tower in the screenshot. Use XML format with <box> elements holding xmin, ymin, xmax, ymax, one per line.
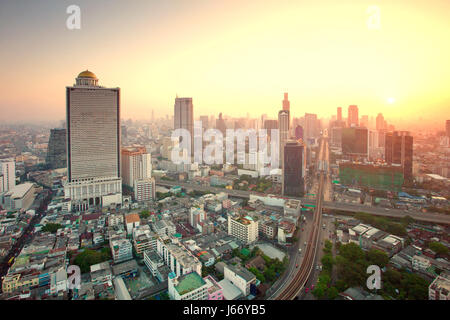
<box><xmin>121</xmin><ymin>146</ymin><xmax>152</xmax><ymax>188</ymax></box>
<box><xmin>341</xmin><ymin>127</ymin><xmax>368</xmax><ymax>157</ymax></box>
<box><xmin>216</xmin><ymin>112</ymin><xmax>227</xmax><ymax>136</ymax></box>
<box><xmin>304</xmin><ymin>113</ymin><xmax>318</xmax><ymax>142</ymax></box>
<box><xmin>447</xmin><ymin>120</ymin><xmax>450</xmax><ymax>137</ymax></box>
<box><xmin>279</xmin><ymin>110</ymin><xmax>290</xmax><ymax>165</ymax></box>
<box><xmin>264</xmin><ymin>119</ymin><xmax>278</xmax><ymax>140</ymax></box>
<box><xmin>376</xmin><ymin>113</ymin><xmax>385</xmax><ymax>131</ymax></box>
<box><xmin>260</xmin><ymin>114</ymin><xmax>267</xmax><ymax>130</ymax></box>
<box><xmin>46</xmin><ymin>128</ymin><xmax>67</xmax><ymax>169</ymax></box>
<box><xmin>227</xmin><ymin>215</ymin><xmax>258</xmax><ymax>244</ymax></box>
<box><xmin>282</xmin><ymin>140</ymin><xmax>305</xmax><ymax>197</ymax></box>
<box><xmin>347</xmin><ymin>105</ymin><xmax>359</xmax><ymax>127</ymax></box>
<box><xmin>64</xmin><ymin>70</ymin><xmax>122</xmax><ymax>212</ymax></box>
<box><xmin>174</xmin><ymin>97</ymin><xmax>194</xmax><ymax>155</ymax></box>
<box><xmin>385</xmin><ymin>131</ymin><xmax>413</xmax><ymax>181</ymax></box>
<box><xmin>330</xmin><ymin>127</ymin><xmax>342</xmax><ymax>148</ymax></box>
<box><xmin>294</xmin><ymin>125</ymin><xmax>304</xmax><ymax>140</ymax></box>
<box><xmin>199</xmin><ymin>115</ymin><xmax>209</xmax><ymax>130</ymax></box>
<box><xmin>282</xmin><ymin>92</ymin><xmax>290</xmax><ymax>111</ymax></box>
<box><xmin>337</xmin><ymin>107</ymin><xmax>342</xmax><ymax>122</ymax></box>
<box><xmin>0</xmin><ymin>160</ymin><xmax>15</xmax><ymax>193</ymax></box>
<box><xmin>360</xmin><ymin>115</ymin><xmax>369</xmax><ymax>128</ymax></box>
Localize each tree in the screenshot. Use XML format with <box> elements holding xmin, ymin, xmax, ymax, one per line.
<box><xmin>74</xmin><ymin>249</ymin><xmax>111</xmax><ymax>273</ymax></box>
<box><xmin>366</xmin><ymin>249</ymin><xmax>389</xmax><ymax>268</ymax></box>
<box><xmin>42</xmin><ymin>223</ymin><xmax>62</xmax><ymax>233</ymax></box>
<box><xmin>321</xmin><ymin>254</ymin><xmax>334</xmax><ymax>273</ymax></box>
<box><xmin>429</xmin><ymin>242</ymin><xmax>449</xmax><ymax>256</ymax></box>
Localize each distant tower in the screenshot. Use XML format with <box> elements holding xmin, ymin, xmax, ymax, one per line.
<box><xmin>337</xmin><ymin>107</ymin><xmax>342</xmax><ymax>122</ymax></box>
<box><xmin>64</xmin><ymin>70</ymin><xmax>122</xmax><ymax>212</ymax></box>
<box><xmin>278</xmin><ymin>110</ymin><xmax>290</xmax><ymax>165</ymax></box>
<box><xmin>385</xmin><ymin>131</ymin><xmax>413</xmax><ymax>182</ymax></box>
<box><xmin>216</xmin><ymin>112</ymin><xmax>227</xmax><ymax>136</ymax></box>
<box><xmin>46</xmin><ymin>128</ymin><xmax>67</xmax><ymax>169</ymax></box>
<box><xmin>347</xmin><ymin>105</ymin><xmax>359</xmax><ymax>127</ymax></box>
<box><xmin>376</xmin><ymin>113</ymin><xmax>385</xmax><ymax>131</ymax></box>
<box><xmin>282</xmin><ymin>92</ymin><xmax>290</xmax><ymax>111</ymax></box>
<box><xmin>295</xmin><ymin>125</ymin><xmax>304</xmax><ymax>140</ymax></box>
<box><xmin>174</xmin><ymin>97</ymin><xmax>194</xmax><ymax>155</ymax></box>
<box><xmin>446</xmin><ymin>120</ymin><xmax>450</xmax><ymax>137</ymax></box>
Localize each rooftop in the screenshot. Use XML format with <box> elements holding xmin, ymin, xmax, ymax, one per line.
<box><xmin>174</xmin><ymin>272</ymin><xmax>206</xmax><ymax>296</ymax></box>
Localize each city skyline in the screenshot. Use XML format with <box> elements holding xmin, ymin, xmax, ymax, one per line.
<box><xmin>0</xmin><ymin>0</ymin><xmax>449</xmax><ymax>131</ymax></box>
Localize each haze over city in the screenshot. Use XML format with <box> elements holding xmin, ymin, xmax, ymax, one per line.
<box><xmin>1</xmin><ymin>0</ymin><xmax>450</xmax><ymax>131</ymax></box>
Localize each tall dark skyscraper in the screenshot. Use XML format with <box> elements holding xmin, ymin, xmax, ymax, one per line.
<box><xmin>385</xmin><ymin>131</ymin><xmax>413</xmax><ymax>181</ymax></box>
<box><xmin>347</xmin><ymin>105</ymin><xmax>359</xmax><ymax>127</ymax></box>
<box><xmin>446</xmin><ymin>120</ymin><xmax>450</xmax><ymax>137</ymax></box>
<box><xmin>46</xmin><ymin>128</ymin><xmax>66</xmax><ymax>169</ymax></box>
<box><xmin>282</xmin><ymin>141</ymin><xmax>305</xmax><ymax>197</ymax></box>
<box><xmin>174</xmin><ymin>97</ymin><xmax>194</xmax><ymax>155</ymax></box>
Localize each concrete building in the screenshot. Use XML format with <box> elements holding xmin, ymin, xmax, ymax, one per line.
<box><xmin>110</xmin><ymin>239</ymin><xmax>133</xmax><ymax>264</ymax></box>
<box><xmin>157</xmin><ymin>238</ymin><xmax>202</xmax><ymax>277</ymax></box>
<box><xmin>132</xmin><ymin>225</ymin><xmax>157</xmax><ymax>255</ymax></box>
<box><xmin>174</xmin><ymin>97</ymin><xmax>194</xmax><ymax>156</ymax></box>
<box><xmin>125</xmin><ymin>213</ymin><xmax>140</xmax><ymax>235</ymax></box>
<box><xmin>385</xmin><ymin>131</ymin><xmax>413</xmax><ymax>182</ymax></box>
<box><xmin>46</xmin><ymin>128</ymin><xmax>67</xmax><ymax>169</ymax></box>
<box><xmin>168</xmin><ymin>271</ymin><xmax>208</xmax><ymax>300</ymax></box>
<box><xmin>227</xmin><ymin>214</ymin><xmax>258</xmax><ymax>244</ymax></box>
<box><xmin>282</xmin><ymin>141</ymin><xmax>305</xmax><ymax>197</ymax></box>
<box><xmin>121</xmin><ymin>146</ymin><xmax>152</xmax><ymax>188</ymax></box>
<box><xmin>2</xmin><ymin>182</ymin><xmax>36</xmax><ymax>211</ymax></box>
<box><xmin>347</xmin><ymin>105</ymin><xmax>359</xmax><ymax>127</ymax></box>
<box><xmin>429</xmin><ymin>272</ymin><xmax>450</xmax><ymax>300</ymax></box>
<box><xmin>134</xmin><ymin>177</ymin><xmax>156</xmax><ymax>201</ymax></box>
<box><xmin>223</xmin><ymin>264</ymin><xmax>256</xmax><ymax>296</ymax></box>
<box><xmin>64</xmin><ymin>70</ymin><xmax>122</xmax><ymax>212</ymax></box>
<box><xmin>0</xmin><ymin>160</ymin><xmax>15</xmax><ymax>193</ymax></box>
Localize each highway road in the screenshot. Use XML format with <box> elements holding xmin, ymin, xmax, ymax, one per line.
<box><xmin>156</xmin><ymin>178</ymin><xmax>450</xmax><ymax>226</ymax></box>
<box><xmin>270</xmin><ymin>136</ymin><xmax>328</xmax><ymax>300</ymax></box>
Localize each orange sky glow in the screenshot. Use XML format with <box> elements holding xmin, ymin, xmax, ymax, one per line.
<box><xmin>0</xmin><ymin>0</ymin><xmax>449</xmax><ymax>131</ymax></box>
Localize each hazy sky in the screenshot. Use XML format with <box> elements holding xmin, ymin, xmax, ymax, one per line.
<box><xmin>0</xmin><ymin>0</ymin><xmax>449</xmax><ymax>131</ymax></box>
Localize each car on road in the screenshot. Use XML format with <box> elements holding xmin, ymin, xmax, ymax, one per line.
<box><xmin>296</xmin><ymin>264</ymin><xmax>299</xmax><ymax>268</ymax></box>
<box><xmin>304</xmin><ymin>241</ymin><xmax>307</xmax><ymax>246</ymax></box>
<box><xmin>298</xmin><ymin>248</ymin><xmax>302</xmax><ymax>253</ymax></box>
<box><xmin>305</xmin><ymin>287</ymin><xmax>309</xmax><ymax>293</ymax></box>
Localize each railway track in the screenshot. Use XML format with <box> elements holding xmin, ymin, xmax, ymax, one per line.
<box><xmin>274</xmin><ymin>139</ymin><xmax>327</xmax><ymax>300</ymax></box>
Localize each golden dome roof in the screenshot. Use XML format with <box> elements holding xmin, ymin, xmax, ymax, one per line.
<box><xmin>77</xmin><ymin>70</ymin><xmax>97</xmax><ymax>79</ymax></box>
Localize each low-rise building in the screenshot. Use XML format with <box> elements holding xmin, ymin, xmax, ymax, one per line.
<box><xmin>223</xmin><ymin>263</ymin><xmax>256</xmax><ymax>296</ymax></box>
<box><xmin>429</xmin><ymin>272</ymin><xmax>450</xmax><ymax>300</ymax></box>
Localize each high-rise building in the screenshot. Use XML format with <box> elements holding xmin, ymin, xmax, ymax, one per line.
<box><xmin>0</xmin><ymin>160</ymin><xmax>15</xmax><ymax>193</ymax></box>
<box><xmin>174</xmin><ymin>97</ymin><xmax>194</xmax><ymax>155</ymax></box>
<box><xmin>446</xmin><ymin>120</ymin><xmax>450</xmax><ymax>138</ymax></box>
<box><xmin>227</xmin><ymin>215</ymin><xmax>258</xmax><ymax>244</ymax></box>
<box><xmin>134</xmin><ymin>178</ymin><xmax>156</xmax><ymax>202</ymax></box>
<box><xmin>337</xmin><ymin>107</ymin><xmax>342</xmax><ymax>122</ymax></box>
<box><xmin>216</xmin><ymin>113</ymin><xmax>227</xmax><ymax>136</ymax></box>
<box><xmin>385</xmin><ymin>131</ymin><xmax>413</xmax><ymax>181</ymax></box>
<box><xmin>347</xmin><ymin>105</ymin><xmax>359</xmax><ymax>127</ymax></box>
<box><xmin>278</xmin><ymin>110</ymin><xmax>290</xmax><ymax>165</ymax></box>
<box><xmin>46</xmin><ymin>128</ymin><xmax>67</xmax><ymax>169</ymax></box>
<box><xmin>64</xmin><ymin>70</ymin><xmax>122</xmax><ymax>212</ymax></box>
<box><xmin>121</xmin><ymin>146</ymin><xmax>152</xmax><ymax>188</ymax></box>
<box><xmin>360</xmin><ymin>115</ymin><xmax>369</xmax><ymax>128</ymax></box>
<box><xmin>294</xmin><ymin>125</ymin><xmax>304</xmax><ymax>140</ymax></box>
<box><xmin>376</xmin><ymin>113</ymin><xmax>385</xmax><ymax>131</ymax></box>
<box><xmin>282</xmin><ymin>140</ymin><xmax>305</xmax><ymax>197</ymax></box>
<box><xmin>282</xmin><ymin>92</ymin><xmax>290</xmax><ymax>111</ymax></box>
<box><xmin>304</xmin><ymin>113</ymin><xmax>318</xmax><ymax>142</ymax></box>
<box><xmin>199</xmin><ymin>115</ymin><xmax>209</xmax><ymax>130</ymax></box>
<box><xmin>264</xmin><ymin>119</ymin><xmax>278</xmax><ymax>140</ymax></box>
<box><xmin>341</xmin><ymin>127</ymin><xmax>368</xmax><ymax>157</ymax></box>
